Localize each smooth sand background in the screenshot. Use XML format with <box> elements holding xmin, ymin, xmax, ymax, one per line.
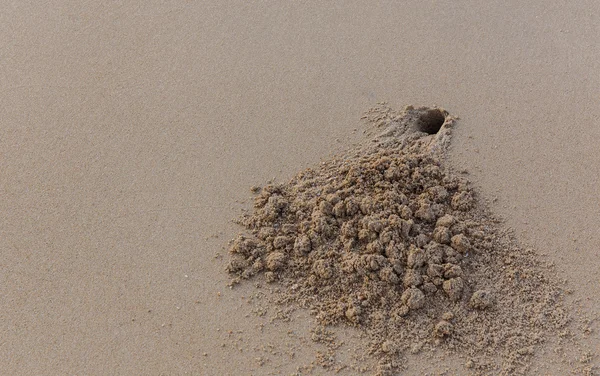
<box><xmin>1</xmin><ymin>1</ymin><xmax>599</xmax><ymax>374</ymax></box>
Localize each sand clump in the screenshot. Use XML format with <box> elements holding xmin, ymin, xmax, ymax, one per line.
<box><xmin>226</xmin><ymin>105</ymin><xmax>571</xmax><ymax>374</ymax></box>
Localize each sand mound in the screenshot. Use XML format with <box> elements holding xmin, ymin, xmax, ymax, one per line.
<box><xmin>227</xmin><ymin>105</ymin><xmax>569</xmax><ymax>374</ymax></box>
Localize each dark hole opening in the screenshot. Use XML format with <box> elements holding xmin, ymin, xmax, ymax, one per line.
<box><xmin>416</xmin><ymin>109</ymin><xmax>446</xmax><ymax>134</ymax></box>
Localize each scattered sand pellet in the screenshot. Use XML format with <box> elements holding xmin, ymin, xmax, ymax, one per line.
<box><xmin>451</xmin><ymin>234</ymin><xmax>471</xmax><ymax>254</ymax></box>
<box><xmin>265</xmin><ymin>252</ymin><xmax>286</xmax><ymax>271</ymax></box>
<box><xmin>401</xmin><ymin>287</ymin><xmax>425</xmax><ymax>310</ymax></box>
<box><xmin>227</xmin><ymin>105</ymin><xmax>571</xmax><ymax>374</ymax></box>
<box><xmin>442</xmin><ymin>277</ymin><xmax>464</xmax><ymax>301</ymax></box>
<box><xmin>470</xmin><ymin>289</ymin><xmax>494</xmax><ymax>310</ymax></box>
<box><xmin>434</xmin><ymin>320</ymin><xmax>454</xmax><ymax>338</ymax></box>
<box><xmin>436</xmin><ymin>214</ymin><xmax>456</xmax><ymax>228</ymax></box>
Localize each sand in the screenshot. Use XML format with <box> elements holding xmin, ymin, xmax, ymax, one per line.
<box><xmin>1</xmin><ymin>1</ymin><xmax>599</xmax><ymax>375</ymax></box>
<box><xmin>227</xmin><ymin>106</ymin><xmax>574</xmax><ymax>374</ymax></box>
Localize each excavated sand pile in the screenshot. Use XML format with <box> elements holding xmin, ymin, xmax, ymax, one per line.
<box><xmin>227</xmin><ymin>105</ymin><xmax>569</xmax><ymax>375</ymax></box>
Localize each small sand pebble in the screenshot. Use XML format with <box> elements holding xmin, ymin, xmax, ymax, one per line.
<box><xmin>436</xmin><ymin>214</ymin><xmax>456</xmax><ymax>228</ymax></box>
<box><xmin>401</xmin><ymin>287</ymin><xmax>425</xmax><ymax>310</ymax></box>
<box><xmin>443</xmin><ymin>277</ymin><xmax>464</xmax><ymax>301</ymax></box>
<box><xmin>434</xmin><ymin>320</ymin><xmax>453</xmax><ymax>338</ymax></box>
<box><xmin>470</xmin><ymin>290</ymin><xmax>493</xmax><ymax>310</ymax></box>
<box><xmin>432</xmin><ymin>226</ymin><xmax>451</xmax><ymax>244</ymax></box>
<box><xmin>265</xmin><ymin>252</ymin><xmax>286</xmax><ymax>271</ymax></box>
<box><xmin>451</xmin><ymin>234</ymin><xmax>471</xmax><ymax>253</ymax></box>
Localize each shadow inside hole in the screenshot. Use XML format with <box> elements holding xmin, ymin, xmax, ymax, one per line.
<box><xmin>416</xmin><ymin>109</ymin><xmax>446</xmax><ymax>134</ymax></box>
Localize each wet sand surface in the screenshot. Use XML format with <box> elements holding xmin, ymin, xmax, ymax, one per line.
<box><xmin>1</xmin><ymin>1</ymin><xmax>599</xmax><ymax>375</ymax></box>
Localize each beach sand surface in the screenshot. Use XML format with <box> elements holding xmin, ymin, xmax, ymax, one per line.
<box><xmin>1</xmin><ymin>1</ymin><xmax>598</xmax><ymax>374</ymax></box>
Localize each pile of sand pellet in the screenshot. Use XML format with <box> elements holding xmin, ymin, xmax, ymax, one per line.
<box><xmin>227</xmin><ymin>105</ymin><xmax>570</xmax><ymax>375</ymax></box>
